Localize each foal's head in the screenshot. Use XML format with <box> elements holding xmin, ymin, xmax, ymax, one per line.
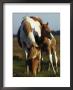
<box><xmin>41</xmin><ymin>22</ymin><xmax>51</xmax><ymax>38</ymax></box>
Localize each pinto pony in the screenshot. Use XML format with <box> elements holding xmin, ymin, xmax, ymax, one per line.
<box><xmin>17</xmin><ymin>16</ymin><xmax>42</xmax><ymax>76</ymax></box>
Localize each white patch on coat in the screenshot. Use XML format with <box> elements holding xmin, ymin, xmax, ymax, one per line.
<box><xmin>28</xmin><ymin>32</ymin><xmax>38</xmax><ymax>47</ymax></box>
<box><xmin>49</xmin><ymin>54</ymin><xmax>53</xmax><ymax>64</ymax></box>
<box><xmin>25</xmin><ymin>50</ymin><xmax>28</xmax><ymax>60</ymax></box>
<box><xmin>20</xmin><ymin>24</ymin><xmax>37</xmax><ymax>48</ymax></box>
<box><xmin>54</xmin><ymin>51</ymin><xmax>58</xmax><ymax>66</ymax></box>
<box><xmin>24</xmin><ymin>16</ymin><xmax>41</xmax><ymax>37</ymax></box>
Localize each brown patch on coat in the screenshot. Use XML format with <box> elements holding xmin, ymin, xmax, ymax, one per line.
<box><xmin>31</xmin><ymin>56</ymin><xmax>40</xmax><ymax>76</ymax></box>
<box><xmin>22</xmin><ymin>21</ymin><xmax>32</xmax><ymax>36</ymax></box>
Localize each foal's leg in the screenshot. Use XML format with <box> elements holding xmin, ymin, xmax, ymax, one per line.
<box><xmin>53</xmin><ymin>47</ymin><xmax>58</xmax><ymax>72</ymax></box>
<box><xmin>48</xmin><ymin>48</ymin><xmax>56</xmax><ymax>74</ymax></box>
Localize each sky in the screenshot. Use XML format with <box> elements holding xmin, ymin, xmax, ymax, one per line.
<box><xmin>13</xmin><ymin>13</ymin><xmax>60</xmax><ymax>34</ymax></box>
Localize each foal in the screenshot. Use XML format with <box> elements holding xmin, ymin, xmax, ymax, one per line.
<box><xmin>41</xmin><ymin>23</ymin><xmax>58</xmax><ymax>74</ymax></box>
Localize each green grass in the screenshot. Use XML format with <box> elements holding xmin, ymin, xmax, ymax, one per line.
<box><xmin>13</xmin><ymin>35</ymin><xmax>60</xmax><ymax>77</ymax></box>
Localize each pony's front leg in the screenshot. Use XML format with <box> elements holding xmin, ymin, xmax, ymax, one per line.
<box><xmin>26</xmin><ymin>52</ymin><xmax>29</xmax><ymax>75</ymax></box>
<box><xmin>48</xmin><ymin>48</ymin><xmax>56</xmax><ymax>74</ymax></box>
<box><xmin>24</xmin><ymin>50</ymin><xmax>29</xmax><ymax>75</ymax></box>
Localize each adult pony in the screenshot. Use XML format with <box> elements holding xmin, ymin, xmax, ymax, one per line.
<box><xmin>17</xmin><ymin>16</ymin><xmax>42</xmax><ymax>75</ymax></box>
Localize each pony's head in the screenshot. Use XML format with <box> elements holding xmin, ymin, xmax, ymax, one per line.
<box><xmin>27</xmin><ymin>45</ymin><xmax>41</xmax><ymax>76</ymax></box>
<box><xmin>28</xmin><ymin>44</ymin><xmax>41</xmax><ymax>60</ymax></box>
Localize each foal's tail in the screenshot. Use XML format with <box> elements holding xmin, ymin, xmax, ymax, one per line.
<box><xmin>50</xmin><ymin>32</ymin><xmax>56</xmax><ymax>46</ymax></box>
<box><xmin>17</xmin><ymin>26</ymin><xmax>22</xmax><ymax>48</ymax></box>
<box><xmin>50</xmin><ymin>33</ymin><xmax>55</xmax><ymax>39</ymax></box>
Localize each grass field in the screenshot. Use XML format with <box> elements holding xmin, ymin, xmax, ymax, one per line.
<box><xmin>13</xmin><ymin>35</ymin><xmax>60</xmax><ymax>77</ymax></box>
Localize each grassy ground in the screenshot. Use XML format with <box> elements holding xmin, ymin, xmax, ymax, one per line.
<box><xmin>13</xmin><ymin>35</ymin><xmax>60</xmax><ymax>77</ymax></box>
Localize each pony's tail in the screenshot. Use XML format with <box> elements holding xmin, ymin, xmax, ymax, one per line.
<box><xmin>17</xmin><ymin>27</ymin><xmax>22</xmax><ymax>48</ymax></box>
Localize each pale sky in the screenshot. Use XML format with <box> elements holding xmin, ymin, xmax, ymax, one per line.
<box><xmin>13</xmin><ymin>13</ymin><xmax>60</xmax><ymax>34</ymax></box>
